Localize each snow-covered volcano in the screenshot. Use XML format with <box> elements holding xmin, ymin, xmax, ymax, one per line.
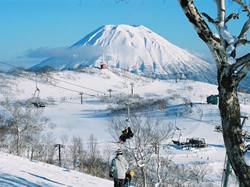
<box><xmin>31</xmin><ymin>24</ymin><xmax>217</xmax><ymax>84</ymax></box>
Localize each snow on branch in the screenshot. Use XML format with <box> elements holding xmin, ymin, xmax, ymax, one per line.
<box><xmin>201</xmin><ymin>12</ymin><xmax>238</xmax><ymax>60</ymax></box>
<box><xmin>218</xmin><ymin>22</ymin><xmax>237</xmax><ymax>60</ymax></box>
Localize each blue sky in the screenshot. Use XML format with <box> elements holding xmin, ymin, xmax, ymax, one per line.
<box><xmin>0</xmin><ymin>0</ymin><xmax>248</xmax><ymax>70</ymax></box>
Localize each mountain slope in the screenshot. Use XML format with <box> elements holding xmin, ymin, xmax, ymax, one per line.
<box><xmin>30</xmin><ymin>24</ymin><xmax>217</xmax><ymax>84</ymax></box>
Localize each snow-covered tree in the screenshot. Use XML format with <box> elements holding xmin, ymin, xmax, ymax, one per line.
<box><xmin>177</xmin><ymin>0</ymin><xmax>250</xmax><ymax>186</ymax></box>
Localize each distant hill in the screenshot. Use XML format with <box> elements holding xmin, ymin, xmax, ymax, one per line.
<box><xmin>30</xmin><ymin>24</ymin><xmax>217</xmax><ymax>85</ymax></box>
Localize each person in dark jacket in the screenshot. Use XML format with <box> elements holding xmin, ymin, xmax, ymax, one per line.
<box><xmin>109</xmin><ymin>148</ymin><xmax>129</xmax><ymax>187</ymax></box>
<box><xmin>119</xmin><ymin>127</ymin><xmax>134</xmax><ymax>144</ymax></box>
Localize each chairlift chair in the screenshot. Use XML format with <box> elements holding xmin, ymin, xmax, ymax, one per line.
<box><xmin>32</xmin><ymin>82</ymin><xmax>45</xmax><ymax>108</ymax></box>
<box><xmin>172</xmin><ymin>127</ymin><xmax>182</xmax><ymax>145</ymax></box>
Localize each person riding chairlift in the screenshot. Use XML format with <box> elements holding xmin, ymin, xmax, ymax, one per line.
<box><xmin>119</xmin><ymin>127</ymin><xmax>133</xmax><ymax>144</ymax></box>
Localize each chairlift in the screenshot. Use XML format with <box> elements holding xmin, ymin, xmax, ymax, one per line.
<box><xmin>32</xmin><ymin>73</ymin><xmax>45</xmax><ymax>108</ymax></box>
<box><xmin>172</xmin><ymin>127</ymin><xmax>184</xmax><ymax>145</ymax></box>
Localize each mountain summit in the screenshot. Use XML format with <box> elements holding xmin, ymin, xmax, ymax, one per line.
<box><xmin>31</xmin><ymin>24</ymin><xmax>217</xmax><ymax>84</ymax></box>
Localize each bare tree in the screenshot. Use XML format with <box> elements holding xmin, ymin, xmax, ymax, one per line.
<box><xmin>42</xmin><ymin>133</ymin><xmax>57</xmax><ymax>164</ymax></box>
<box><xmin>59</xmin><ymin>135</ymin><xmax>70</xmax><ymax>168</ymax></box>
<box><xmin>102</xmin><ymin>144</ymin><xmax>113</xmax><ymax>179</ymax></box>
<box><xmin>69</xmin><ymin>136</ymin><xmax>85</xmax><ymax>171</ymax></box>
<box><xmin>85</xmin><ymin>134</ymin><xmax>104</xmax><ymax>177</ymax></box>
<box><xmin>177</xmin><ymin>0</ymin><xmax>250</xmax><ymax>185</ymax></box>
<box><xmin>188</xmin><ymin>161</ymin><xmax>213</xmax><ymax>184</ymax></box>
<box><xmin>107</xmin><ymin>113</ymin><xmax>174</xmax><ymax>187</ymax></box>
<box><xmin>0</xmin><ymin>115</ymin><xmax>9</xmax><ymax>146</ymax></box>
<box><xmin>0</xmin><ymin>95</ymin><xmax>51</xmax><ymax>156</ymax></box>
<box><xmin>166</xmin><ymin>163</ymin><xmax>190</xmax><ymax>186</ymax></box>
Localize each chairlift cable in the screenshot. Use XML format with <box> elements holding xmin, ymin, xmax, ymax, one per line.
<box><xmin>0</xmin><ymin>61</ymin><xmax>17</xmax><ymax>68</ymax></box>
<box><xmin>178</xmin><ymin>115</ymin><xmax>221</xmax><ymax>126</ymax></box>
<box><xmin>8</xmin><ymin>70</ymin><xmax>96</xmax><ymax>97</ymax></box>
<box><xmin>29</xmin><ymin>75</ymin><xmax>96</xmax><ymax>96</ymax></box>
<box><xmin>41</xmin><ymin>75</ymin><xmax>106</xmax><ymax>94</ymax></box>
<box><xmin>121</xmin><ymin>109</ymin><xmax>221</xmax><ymax>126</ymax></box>
<box><xmin>0</xmin><ymin>61</ymin><xmax>106</xmax><ymax>95</ymax></box>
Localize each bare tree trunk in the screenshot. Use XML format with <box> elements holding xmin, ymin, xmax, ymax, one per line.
<box><xmin>140</xmin><ymin>166</ymin><xmax>147</xmax><ymax>187</ymax></box>
<box><xmin>218</xmin><ymin>73</ymin><xmax>250</xmax><ymax>186</ymax></box>
<box><xmin>155</xmin><ymin>150</ymin><xmax>161</xmax><ymax>187</ymax></box>
<box><xmin>17</xmin><ymin>129</ymin><xmax>21</xmax><ymax>156</ymax></box>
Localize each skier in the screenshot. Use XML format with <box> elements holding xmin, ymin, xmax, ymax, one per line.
<box><xmin>109</xmin><ymin>148</ymin><xmax>129</xmax><ymax>187</ymax></box>
<box><xmin>119</xmin><ymin>127</ymin><xmax>133</xmax><ymax>144</ymax></box>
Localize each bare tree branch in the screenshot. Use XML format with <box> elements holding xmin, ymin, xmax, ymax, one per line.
<box><xmin>225</xmin><ymin>13</ymin><xmax>239</xmax><ymax>23</ymax></box>
<box><xmin>232</xmin><ymin>54</ymin><xmax>250</xmax><ymax>82</ymax></box>
<box><xmin>233</xmin><ymin>0</ymin><xmax>250</xmax><ymax>49</ymax></box>
<box><xmin>233</xmin><ymin>0</ymin><xmax>250</xmax><ymax>15</ymax></box>
<box><xmin>201</xmin><ymin>12</ymin><xmax>219</xmax><ymax>24</ymax></box>
<box><xmin>237</xmin><ymin>18</ymin><xmax>250</xmax><ymax>46</ymax></box>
